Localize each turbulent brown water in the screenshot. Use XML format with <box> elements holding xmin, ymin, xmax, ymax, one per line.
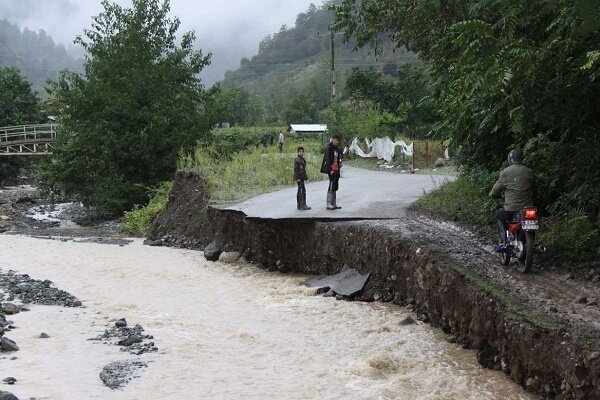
<box><xmin>0</xmin><ymin>236</ymin><xmax>534</xmax><ymax>400</ymax></box>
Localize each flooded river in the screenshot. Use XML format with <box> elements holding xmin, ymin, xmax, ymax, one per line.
<box><xmin>0</xmin><ymin>235</ymin><xmax>533</xmax><ymax>400</ymax></box>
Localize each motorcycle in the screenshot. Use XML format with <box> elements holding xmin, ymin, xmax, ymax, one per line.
<box><xmin>498</xmin><ymin>207</ymin><xmax>539</xmax><ymax>273</ymax></box>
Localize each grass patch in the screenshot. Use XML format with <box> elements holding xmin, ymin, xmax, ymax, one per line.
<box><xmin>178</xmin><ymin>138</ymin><xmax>326</xmax><ymax>206</ymax></box>
<box><xmin>122</xmin><ymin>181</ymin><xmax>172</xmax><ymax>236</ymax></box>
<box><xmin>413</xmin><ymin>173</ymin><xmax>499</xmax><ymax>226</ymax></box>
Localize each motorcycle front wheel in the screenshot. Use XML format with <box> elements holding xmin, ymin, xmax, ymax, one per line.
<box><xmin>517</xmin><ymin>231</ymin><xmax>535</xmax><ymax>273</ymax></box>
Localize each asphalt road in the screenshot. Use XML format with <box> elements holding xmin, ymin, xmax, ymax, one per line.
<box><xmin>222</xmin><ymin>166</ymin><xmax>455</xmax><ymax>220</ymax></box>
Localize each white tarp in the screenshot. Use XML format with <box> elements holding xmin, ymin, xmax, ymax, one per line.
<box><xmin>348</xmin><ymin>137</ymin><xmax>413</xmax><ymax>162</ymax></box>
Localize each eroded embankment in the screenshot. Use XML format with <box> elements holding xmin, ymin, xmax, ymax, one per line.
<box><xmin>148</xmin><ymin>171</ymin><xmax>599</xmax><ymax>399</ymax></box>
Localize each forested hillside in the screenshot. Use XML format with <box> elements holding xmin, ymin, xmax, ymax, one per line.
<box><xmin>221</xmin><ymin>1</ymin><xmax>418</xmax><ymax>123</ymax></box>
<box><xmin>0</xmin><ymin>19</ymin><xmax>82</xmax><ymax>97</ymax></box>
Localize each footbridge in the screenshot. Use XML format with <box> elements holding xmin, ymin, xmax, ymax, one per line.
<box><xmin>0</xmin><ymin>124</ymin><xmax>58</xmax><ymax>156</ymax></box>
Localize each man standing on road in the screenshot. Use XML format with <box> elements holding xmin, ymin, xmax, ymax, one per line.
<box><xmin>294</xmin><ymin>146</ymin><xmax>311</xmax><ymax>210</ymax></box>
<box><xmin>489</xmin><ymin>149</ymin><xmax>536</xmax><ymax>251</ymax></box>
<box><xmin>321</xmin><ymin>134</ymin><xmax>342</xmax><ymax>210</ymax></box>
<box><xmin>278</xmin><ymin>130</ymin><xmax>284</xmax><ymax>153</ymax></box>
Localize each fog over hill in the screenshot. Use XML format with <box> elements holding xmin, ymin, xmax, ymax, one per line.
<box><xmin>0</xmin><ymin>0</ymin><xmax>317</xmax><ymax>85</ymax></box>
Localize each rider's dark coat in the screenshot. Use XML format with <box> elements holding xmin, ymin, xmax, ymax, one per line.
<box><xmin>489</xmin><ymin>163</ymin><xmax>535</xmax><ymax>212</ymax></box>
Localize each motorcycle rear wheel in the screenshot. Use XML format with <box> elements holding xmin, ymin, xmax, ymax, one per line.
<box><xmin>517</xmin><ymin>231</ymin><xmax>535</xmax><ymax>273</ymax></box>
<box><xmin>499</xmin><ymin>245</ymin><xmax>511</xmax><ymax>266</ymax></box>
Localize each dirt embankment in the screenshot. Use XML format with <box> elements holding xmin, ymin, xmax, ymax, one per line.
<box><xmin>148</xmin><ymin>170</ymin><xmax>600</xmax><ymax>399</ymax></box>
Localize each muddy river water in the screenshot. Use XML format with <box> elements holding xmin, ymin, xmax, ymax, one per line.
<box><xmin>0</xmin><ymin>235</ymin><xmax>534</xmax><ymax>400</ymax></box>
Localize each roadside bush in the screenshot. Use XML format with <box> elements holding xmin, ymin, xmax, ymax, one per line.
<box><xmin>414</xmin><ymin>172</ymin><xmax>499</xmax><ymax>226</ymax></box>
<box><xmin>538</xmin><ymin>210</ymin><xmax>600</xmax><ymax>259</ymax></box>
<box><xmin>122</xmin><ymin>181</ymin><xmax>172</xmax><ymax>236</ymax></box>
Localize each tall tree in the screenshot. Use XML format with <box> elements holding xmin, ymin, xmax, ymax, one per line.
<box><xmin>0</xmin><ymin>66</ymin><xmax>42</xmax><ymax>126</ymax></box>
<box><xmin>47</xmin><ymin>0</ymin><xmax>213</xmax><ymax>214</ymax></box>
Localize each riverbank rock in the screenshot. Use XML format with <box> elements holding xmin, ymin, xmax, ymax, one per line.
<box><xmin>0</xmin><ymin>270</ymin><xmax>82</xmax><ymax>307</ymax></box>
<box><xmin>218</xmin><ymin>251</ymin><xmax>241</xmax><ymax>263</ymax></box>
<box><xmin>204</xmin><ymin>241</ymin><xmax>221</xmax><ymax>261</ymax></box>
<box><xmin>2</xmin><ymin>377</ymin><xmax>16</xmax><ymax>385</ymax></box>
<box><xmin>0</xmin><ymin>337</ymin><xmax>19</xmax><ymax>352</ymax></box>
<box><xmin>0</xmin><ymin>390</ymin><xmax>19</xmax><ymax>400</ymax></box>
<box><xmin>39</xmin><ymin>332</ymin><xmax>50</xmax><ymax>339</ymax></box>
<box><xmin>100</xmin><ymin>360</ymin><xmax>148</xmax><ymax>390</ymax></box>
<box><xmin>0</xmin><ymin>304</ymin><xmax>18</xmax><ymax>315</ymax></box>
<box><xmin>399</xmin><ymin>316</ymin><xmax>416</xmax><ymax>326</ymax></box>
<box><xmin>90</xmin><ymin>321</ymin><xmax>157</xmax><ymax>355</ymax></box>
<box><xmin>115</xmin><ymin>318</ymin><xmax>127</xmax><ymax>328</ymax></box>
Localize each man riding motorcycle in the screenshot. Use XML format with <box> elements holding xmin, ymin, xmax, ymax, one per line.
<box><xmin>489</xmin><ymin>149</ymin><xmax>536</xmax><ymax>252</ymax></box>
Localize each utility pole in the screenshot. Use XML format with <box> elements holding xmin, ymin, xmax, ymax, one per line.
<box><xmin>330</xmin><ymin>31</ymin><xmax>336</xmax><ymax>100</ymax></box>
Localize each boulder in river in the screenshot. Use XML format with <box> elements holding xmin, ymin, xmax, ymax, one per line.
<box><xmin>218</xmin><ymin>251</ymin><xmax>241</xmax><ymax>263</ymax></box>
<box><xmin>204</xmin><ymin>241</ymin><xmax>221</xmax><ymax>261</ymax></box>
<box><xmin>118</xmin><ymin>334</ymin><xmax>143</xmax><ymax>347</ymax></box>
<box><xmin>115</xmin><ymin>318</ymin><xmax>127</xmax><ymax>328</ymax></box>
<box><xmin>399</xmin><ymin>316</ymin><xmax>416</xmax><ymax>326</ymax></box>
<box><xmin>100</xmin><ymin>360</ymin><xmax>148</xmax><ymax>390</ymax></box>
<box><xmin>0</xmin><ymin>390</ymin><xmax>19</xmax><ymax>400</ymax></box>
<box><xmin>0</xmin><ymin>337</ymin><xmax>19</xmax><ymax>352</ymax></box>
<box><xmin>0</xmin><ymin>303</ymin><xmax>18</xmax><ymax>315</ymax></box>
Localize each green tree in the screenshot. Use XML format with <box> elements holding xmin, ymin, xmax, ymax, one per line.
<box><xmin>0</xmin><ymin>66</ymin><xmax>43</xmax><ymax>126</ymax></box>
<box><xmin>345</xmin><ymin>65</ymin><xmax>434</xmax><ymax>137</ymax></box>
<box><xmin>283</xmin><ymin>89</ymin><xmax>319</xmax><ymax>124</ymax></box>
<box><xmin>46</xmin><ymin>0</ymin><xmax>213</xmax><ymax>214</ymax></box>
<box><xmin>0</xmin><ymin>67</ymin><xmax>44</xmax><ymax>184</ymax></box>
<box><xmin>213</xmin><ymin>85</ymin><xmax>263</xmax><ymax>126</ymax></box>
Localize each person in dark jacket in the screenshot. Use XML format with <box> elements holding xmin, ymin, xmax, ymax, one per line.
<box><xmin>320</xmin><ymin>134</ymin><xmax>342</xmax><ymax>210</ymax></box>
<box><xmin>294</xmin><ymin>147</ymin><xmax>311</xmax><ymax>210</ymax></box>
<box><xmin>489</xmin><ymin>149</ymin><xmax>536</xmax><ymax>250</ymax></box>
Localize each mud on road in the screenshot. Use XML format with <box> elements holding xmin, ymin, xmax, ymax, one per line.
<box><xmin>401</xmin><ymin>213</ymin><xmax>600</xmax><ymax>343</ymax></box>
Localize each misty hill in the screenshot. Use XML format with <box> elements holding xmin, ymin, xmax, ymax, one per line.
<box><xmin>221</xmin><ymin>2</ymin><xmax>418</xmax><ymax>121</ymax></box>
<box><xmin>0</xmin><ymin>19</ymin><xmax>82</xmax><ymax>97</ymax></box>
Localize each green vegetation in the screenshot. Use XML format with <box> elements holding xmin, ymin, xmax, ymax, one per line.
<box><xmin>414</xmin><ymin>173</ymin><xmax>499</xmax><ymax>226</ymax></box>
<box><xmin>209</xmin><ymin>86</ymin><xmax>264</xmax><ymax>126</ymax></box>
<box><xmin>44</xmin><ymin>0</ymin><xmax>214</xmax><ymax>215</ymax></box>
<box><xmin>0</xmin><ymin>20</ymin><xmax>82</xmax><ymax>96</ymax></box>
<box><xmin>0</xmin><ymin>66</ymin><xmax>46</xmax><ymax>183</ymax></box>
<box><xmin>333</xmin><ymin>0</ymin><xmax>600</xmax><ymax>257</ymax></box>
<box><xmin>178</xmin><ymin>136</ymin><xmax>325</xmax><ymax>206</ymax></box>
<box><xmin>122</xmin><ymin>181</ymin><xmax>172</xmax><ymax>235</ymax></box>
<box><xmin>0</xmin><ymin>66</ymin><xmax>44</xmax><ymax>126</ymax></box>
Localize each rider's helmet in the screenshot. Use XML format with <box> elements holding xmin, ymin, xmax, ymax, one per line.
<box><xmin>507</xmin><ymin>149</ymin><xmax>523</xmax><ymax>165</ymax></box>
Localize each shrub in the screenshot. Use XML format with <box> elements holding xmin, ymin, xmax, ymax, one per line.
<box><xmin>414</xmin><ymin>172</ymin><xmax>499</xmax><ymax>226</ymax></box>
<box><xmin>538</xmin><ymin>210</ymin><xmax>600</xmax><ymax>259</ymax></box>
<box><xmin>122</xmin><ymin>181</ymin><xmax>173</xmax><ymax>236</ymax></box>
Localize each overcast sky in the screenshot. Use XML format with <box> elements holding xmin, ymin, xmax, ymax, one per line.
<box><xmin>0</xmin><ymin>0</ymin><xmax>320</xmax><ymax>84</ymax></box>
